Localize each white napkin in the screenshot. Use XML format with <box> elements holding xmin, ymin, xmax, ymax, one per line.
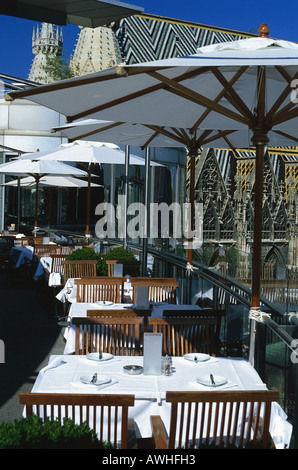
<box><xmin>49</xmin><ymin>273</ymin><xmax>62</xmax><ymax>286</ymax></box>
<box><xmin>15</xmin><ymin>233</ymin><xmax>25</xmax><ymax>238</ymax></box>
<box><xmin>70</xmin><ymin>379</ymin><xmax>118</xmax><ymax>392</ymax></box>
<box><xmin>195</xmin><ymin>380</ymin><xmax>239</xmax><ymax>391</ymax></box>
<box><xmin>39</xmin><ymin>357</ymin><xmax>67</xmax><ymax>376</ymax></box>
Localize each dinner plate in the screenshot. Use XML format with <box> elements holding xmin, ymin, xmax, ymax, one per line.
<box><xmin>184</xmin><ymin>353</ymin><xmax>210</xmax><ymax>362</ymax></box>
<box><xmin>196</xmin><ymin>375</ymin><xmax>228</xmax><ymax>387</ymax></box>
<box><xmin>96</xmin><ymin>301</ymin><xmax>114</xmax><ymax>306</ymax></box>
<box><xmin>80</xmin><ymin>374</ymin><xmax>111</xmax><ymax>386</ymax></box>
<box><xmin>86</xmin><ymin>352</ymin><xmax>113</xmax><ymax>362</ymax></box>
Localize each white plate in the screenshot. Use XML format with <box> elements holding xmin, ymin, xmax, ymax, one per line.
<box><xmin>184</xmin><ymin>353</ymin><xmax>210</xmax><ymax>362</ymax></box>
<box><xmin>96</xmin><ymin>301</ymin><xmax>114</xmax><ymax>306</ymax></box>
<box><xmin>80</xmin><ymin>374</ymin><xmax>111</xmax><ymax>386</ymax></box>
<box><xmin>196</xmin><ymin>375</ymin><xmax>228</xmax><ymax>387</ymax></box>
<box><xmin>86</xmin><ymin>352</ymin><xmax>113</xmax><ymax>362</ymax></box>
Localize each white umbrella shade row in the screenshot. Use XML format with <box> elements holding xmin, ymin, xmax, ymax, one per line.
<box><xmin>14</xmin><ymin>141</ymin><xmax>163</xmax><ymax>235</ymax></box>
<box><xmin>0</xmin><ymin>159</ymin><xmax>88</xmax><ymax>228</ymax></box>
<box><xmin>7</xmin><ymin>25</ymin><xmax>298</xmax><ymax>314</ymax></box>
<box><xmin>16</xmin><ymin>140</ymin><xmax>164</xmax><ymax>166</ymax></box>
<box><xmin>3</xmin><ymin>175</ymin><xmax>102</xmax><ymax>188</ymax></box>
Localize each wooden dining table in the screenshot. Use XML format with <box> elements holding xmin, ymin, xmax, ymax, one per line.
<box><xmin>28</xmin><ymin>353</ymin><xmax>292</xmax><ymax>449</ymax></box>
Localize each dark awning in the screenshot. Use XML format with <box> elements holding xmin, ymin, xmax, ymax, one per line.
<box><xmin>0</xmin><ymin>0</ymin><xmax>144</xmax><ymax>27</ymax></box>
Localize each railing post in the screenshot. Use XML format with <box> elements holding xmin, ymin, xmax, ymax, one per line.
<box><xmin>253</xmin><ymin>320</ymin><xmax>266</xmax><ymax>380</ymax></box>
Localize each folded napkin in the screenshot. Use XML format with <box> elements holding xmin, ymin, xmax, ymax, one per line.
<box><xmin>49</xmin><ymin>273</ymin><xmax>61</xmax><ymax>287</ymax></box>
<box><xmin>15</xmin><ymin>233</ymin><xmax>25</xmax><ymax>238</ymax></box>
<box><xmin>70</xmin><ymin>379</ymin><xmax>118</xmax><ymax>393</ymax></box>
<box><xmin>195</xmin><ymin>380</ymin><xmax>239</xmax><ymax>391</ymax></box>
<box><xmin>39</xmin><ymin>357</ymin><xmax>67</xmax><ymax>376</ymax></box>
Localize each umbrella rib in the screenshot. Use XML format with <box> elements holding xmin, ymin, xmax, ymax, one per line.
<box><xmin>147</xmin><ymin>71</ymin><xmax>249</xmax><ymax>126</ymax></box>
<box><xmin>190</xmin><ymin>66</ymin><xmax>248</xmax><ymax>131</ymax></box>
<box><xmin>197</xmin><ymin>129</ymin><xmax>237</xmax><ymax>147</ymax></box>
<box><xmin>272</xmin><ymin>129</ymin><xmax>298</xmax><ymax>144</ymax></box>
<box><xmin>5</xmin><ymin>71</ymin><xmax>119</xmax><ymax>102</ymax></box>
<box><xmin>66</xmin><ymin>121</ymin><xmax>125</xmax><ymax>142</ymax></box>
<box><xmin>65</xmin><ymin>68</ymin><xmax>210</xmax><ymax>123</ymax></box>
<box><xmin>145</xmin><ymin>124</ymin><xmax>189</xmax><ymax>146</ymax></box>
<box><xmin>210</xmin><ymin>67</ymin><xmax>254</xmax><ymax>121</ymax></box>
<box><xmin>266</xmin><ymin>68</ymin><xmax>298</xmax><ymax>121</ymax></box>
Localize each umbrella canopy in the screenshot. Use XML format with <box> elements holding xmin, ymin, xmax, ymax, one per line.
<box><xmin>15</xmin><ymin>141</ymin><xmax>162</xmax><ymax>235</ymax></box>
<box><xmin>3</xmin><ymin>175</ymin><xmax>102</xmax><ymax>188</ymax></box>
<box><xmin>17</xmin><ymin>140</ymin><xmax>163</xmax><ymax>165</ymax></box>
<box><xmin>6</xmin><ymin>24</ymin><xmax>297</xmax><ymax>314</ymax></box>
<box><xmin>0</xmin><ymin>159</ymin><xmax>88</xmax><ymax>228</ymax></box>
<box><xmin>0</xmin><ymin>0</ymin><xmax>144</xmax><ymax>27</ymax></box>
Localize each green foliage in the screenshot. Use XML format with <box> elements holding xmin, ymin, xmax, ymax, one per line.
<box><xmin>37</xmin><ymin>47</ymin><xmax>79</xmax><ymax>82</ymax></box>
<box><xmin>65</xmin><ymin>246</ymin><xmax>140</xmax><ymax>276</ymax></box>
<box><xmin>104</xmin><ymin>247</ymin><xmax>140</xmax><ymax>276</ymax></box>
<box><xmin>0</xmin><ymin>415</ymin><xmax>113</xmax><ymax>449</ymax></box>
<box><xmin>66</xmin><ymin>248</ymin><xmax>106</xmax><ymax>275</ymax></box>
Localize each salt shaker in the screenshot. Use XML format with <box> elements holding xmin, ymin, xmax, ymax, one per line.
<box><xmin>163</xmin><ymin>354</ymin><xmax>171</xmax><ymax>376</ymax></box>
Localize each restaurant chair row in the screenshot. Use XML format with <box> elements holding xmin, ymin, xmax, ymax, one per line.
<box><xmin>72</xmin><ymin>310</ymin><xmax>225</xmax><ymax>357</ymax></box>
<box><xmin>19</xmin><ymin>389</ymin><xmax>278</xmax><ymax>449</ymax></box>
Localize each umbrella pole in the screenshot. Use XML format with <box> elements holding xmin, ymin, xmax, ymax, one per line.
<box><xmin>86</xmin><ymin>168</ymin><xmax>91</xmax><ymax>237</ymax></box>
<box><xmin>249</xmin><ymin>131</ymin><xmax>269</xmax><ymax>366</ymax></box>
<box><xmin>34</xmin><ymin>176</ymin><xmax>39</xmax><ymax>231</ymax></box>
<box><xmin>186</xmin><ymin>142</ymin><xmax>197</xmax><ymax>303</ymax></box>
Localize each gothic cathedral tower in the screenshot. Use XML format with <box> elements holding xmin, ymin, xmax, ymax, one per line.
<box><xmin>28</xmin><ymin>23</ymin><xmax>63</xmax><ymax>83</ymax></box>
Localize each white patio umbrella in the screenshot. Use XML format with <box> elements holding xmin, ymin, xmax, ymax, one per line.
<box><xmin>6</xmin><ymin>24</ymin><xmax>298</xmax><ymax>316</ymax></box>
<box><xmin>0</xmin><ymin>159</ymin><xmax>88</xmax><ymax>230</ymax></box>
<box><xmin>16</xmin><ymin>140</ymin><xmax>162</xmax><ymax>235</ymax></box>
<box><xmin>3</xmin><ymin>175</ymin><xmax>102</xmax><ymax>188</ymax></box>
<box><xmin>3</xmin><ymin>175</ymin><xmax>103</xmax><ymax>228</ymax></box>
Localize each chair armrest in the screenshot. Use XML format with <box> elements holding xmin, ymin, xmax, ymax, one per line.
<box><xmin>150</xmin><ymin>415</ymin><xmax>168</xmax><ymax>449</ymax></box>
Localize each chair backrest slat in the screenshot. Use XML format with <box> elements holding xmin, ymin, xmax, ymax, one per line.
<box><xmin>73</xmin><ymin>316</ymin><xmax>143</xmax><ymax>356</ymax></box>
<box><xmin>19</xmin><ymin>392</ymin><xmax>134</xmax><ymax>449</ymax></box>
<box><xmin>75</xmin><ymin>277</ymin><xmax>126</xmax><ymax>303</ymax></box>
<box><xmin>62</xmin><ymin>260</ymin><xmax>97</xmax><ymax>281</ymax></box>
<box><xmin>165</xmin><ymin>390</ymin><xmax>278</xmax><ymax>449</ymax></box>
<box><xmin>131</xmin><ymin>278</ymin><xmax>178</xmax><ymax>304</ymax></box>
<box><xmin>149</xmin><ymin>317</ymin><xmax>219</xmax><ymax>356</ymax></box>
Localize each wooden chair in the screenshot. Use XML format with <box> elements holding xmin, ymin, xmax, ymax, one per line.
<box><xmin>149</xmin><ymin>317</ymin><xmax>220</xmax><ymax>356</ymax></box>
<box><xmin>14</xmin><ymin>236</ymin><xmax>34</xmax><ymax>246</ymax></box>
<box><xmin>62</xmin><ymin>260</ymin><xmax>97</xmax><ymax>281</ymax></box>
<box><xmin>163</xmin><ymin>309</ymin><xmax>225</xmax><ymax>351</ymax></box>
<box><xmin>75</xmin><ymin>277</ymin><xmax>126</xmax><ymax>303</ymax></box>
<box><xmin>49</xmin><ymin>254</ymin><xmax>67</xmax><ymax>277</ymax></box>
<box><xmin>150</xmin><ymin>390</ymin><xmax>279</xmax><ymax>449</ymax></box>
<box><xmin>19</xmin><ymin>392</ymin><xmax>135</xmax><ymax>449</ymax></box>
<box><xmin>72</xmin><ymin>316</ymin><xmax>143</xmax><ymax>356</ymax></box>
<box><xmin>131</xmin><ymin>278</ymin><xmax>178</xmax><ymax>304</ymax></box>
<box><xmin>87</xmin><ymin>308</ymin><xmax>151</xmax><ymax>333</ymax></box>
<box><xmin>34</xmin><ymin>244</ymin><xmax>62</xmax><ymax>257</ymax></box>
<box><xmin>32</xmin><ymin>237</ymin><xmax>55</xmax><ymax>245</ymax></box>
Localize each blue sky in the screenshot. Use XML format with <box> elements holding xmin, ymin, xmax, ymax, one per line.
<box><xmin>0</xmin><ymin>0</ymin><xmax>296</xmax><ymax>79</ymax></box>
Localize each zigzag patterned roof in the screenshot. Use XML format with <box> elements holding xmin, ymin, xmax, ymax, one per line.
<box><xmin>114</xmin><ymin>13</ymin><xmax>255</xmax><ymax>64</ymax></box>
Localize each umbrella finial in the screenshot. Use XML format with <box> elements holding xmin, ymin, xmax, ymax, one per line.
<box><xmin>258</xmin><ymin>23</ymin><xmax>269</xmax><ymax>37</ymax></box>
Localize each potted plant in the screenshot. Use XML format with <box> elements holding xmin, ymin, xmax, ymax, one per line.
<box><xmin>0</xmin><ymin>415</ymin><xmax>113</xmax><ymax>449</ymax></box>
<box><xmin>65</xmin><ymin>247</ymin><xmax>106</xmax><ymax>275</ymax></box>
<box><xmin>104</xmin><ymin>247</ymin><xmax>140</xmax><ymax>277</ymax></box>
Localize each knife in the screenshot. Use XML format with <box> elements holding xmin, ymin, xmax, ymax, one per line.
<box><xmin>210</xmin><ymin>374</ymin><xmax>215</xmax><ymax>385</ymax></box>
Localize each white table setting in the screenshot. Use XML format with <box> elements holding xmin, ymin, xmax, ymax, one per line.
<box><xmin>28</xmin><ymin>353</ymin><xmax>292</xmax><ymax>448</ymax></box>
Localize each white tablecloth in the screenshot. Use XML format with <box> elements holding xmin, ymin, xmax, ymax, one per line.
<box><xmin>30</xmin><ymin>354</ymin><xmax>292</xmax><ymax>448</ymax></box>
<box><xmin>56</xmin><ymin>278</ymin><xmax>132</xmax><ymax>304</ymax></box>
